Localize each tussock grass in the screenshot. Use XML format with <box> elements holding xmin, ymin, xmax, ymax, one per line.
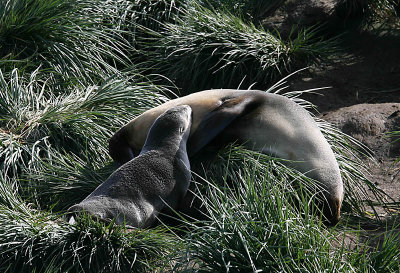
<box><xmin>0</xmin><ymin>68</ymin><xmax>168</xmax><ymax>176</ymax></box>
<box><xmin>24</xmin><ymin>151</ymin><xmax>113</xmax><ymax>211</ymax></box>
<box><xmin>142</xmin><ymin>4</ymin><xmax>338</xmax><ymax>93</ymax></box>
<box><xmin>173</xmin><ymin>149</ymin><xmax>349</xmax><ymax>272</ymax></box>
<box><xmin>117</xmin><ymin>0</ymin><xmax>184</xmax><ymax>33</ymax></box>
<box><xmin>170</xmin><ymin>144</ymin><xmax>400</xmax><ymax>272</ymax></box>
<box><xmin>0</xmin><ymin>174</ymin><xmax>177</xmax><ymax>273</ymax></box>
<box><xmin>196</xmin><ymin>0</ymin><xmax>285</xmax><ymax>23</ymax></box>
<box><xmin>2</xmin><ymin>68</ymin><xmax>390</xmax><ymax>271</ymax></box>
<box><xmin>96</xmin><ymin>0</ymin><xmax>185</xmax><ymax>55</ymax></box>
<box><xmin>365</xmin><ymin>225</ymin><xmax>400</xmax><ymax>271</ymax></box>
<box><xmin>0</xmin><ymin>65</ymin><xmax>181</xmax><ymax>272</ymax></box>
<box><xmin>0</xmin><ymin>67</ymin><xmax>393</xmax><ymax>271</ymax></box>
<box><xmin>346</xmin><ymin>221</ymin><xmax>400</xmax><ymax>272</ymax></box>
<box><xmin>0</xmin><ymin>0</ymin><xmax>133</xmax><ymax>84</ymax></box>
<box><xmin>0</xmin><ymin>0</ymin><xmax>399</xmax><ymax>271</ymax></box>
<box><xmin>337</xmin><ymin>0</ymin><xmax>400</xmax><ymax>27</ymax></box>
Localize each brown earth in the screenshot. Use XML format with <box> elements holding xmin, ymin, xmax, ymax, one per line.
<box><xmin>281</xmin><ymin>24</ymin><xmax>400</xmax><ymax>250</ymax></box>
<box><xmin>323</xmin><ymin>103</ymin><xmax>400</xmax><ymax>204</ymax></box>
<box><xmin>260</xmin><ymin>1</ymin><xmax>400</xmax><ymax>249</ymax></box>
<box><xmin>280</xmin><ymin>25</ymin><xmax>400</xmax><ymax>249</ymax></box>
<box><xmin>286</xmin><ymin>29</ymin><xmax>400</xmax><ymax>204</ymax></box>
<box><xmin>264</xmin><ymin>3</ymin><xmax>400</xmax><ymax>202</ymax></box>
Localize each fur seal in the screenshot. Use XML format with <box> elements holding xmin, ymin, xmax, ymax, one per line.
<box><xmin>68</xmin><ymin>105</ymin><xmax>192</xmax><ymax>228</ymax></box>
<box><xmin>109</xmin><ymin>89</ymin><xmax>344</xmax><ymax>224</ymax></box>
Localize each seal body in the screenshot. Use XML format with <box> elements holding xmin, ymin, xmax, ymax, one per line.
<box><xmin>69</xmin><ymin>105</ymin><xmax>192</xmax><ymax>228</ymax></box>
<box><xmin>109</xmin><ymin>89</ymin><xmax>344</xmax><ymax>224</ymax></box>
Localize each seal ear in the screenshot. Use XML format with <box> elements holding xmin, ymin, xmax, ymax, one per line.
<box><xmin>188</xmin><ymin>95</ymin><xmax>259</xmax><ymax>156</ymax></box>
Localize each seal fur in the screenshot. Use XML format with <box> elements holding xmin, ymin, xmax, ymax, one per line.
<box><xmin>109</xmin><ymin>89</ymin><xmax>344</xmax><ymax>224</ymax></box>
<box><xmin>69</xmin><ymin>105</ymin><xmax>192</xmax><ymax>228</ymax></box>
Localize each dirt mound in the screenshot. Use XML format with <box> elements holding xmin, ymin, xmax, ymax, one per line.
<box><xmin>321</xmin><ymin>103</ymin><xmax>400</xmax><ymax>202</ymax></box>
<box><xmin>322</xmin><ymin>103</ymin><xmax>400</xmax><ymax>159</ymax></box>
<box><xmin>263</xmin><ymin>0</ymin><xmax>337</xmax><ymax>37</ymax></box>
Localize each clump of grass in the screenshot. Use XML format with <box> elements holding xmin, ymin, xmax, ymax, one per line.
<box><xmin>122</xmin><ymin>0</ymin><xmax>184</xmax><ymax>32</ymax></box>
<box><xmin>173</xmin><ymin>150</ymin><xmax>351</xmax><ymax>272</ymax></box>
<box><xmin>346</xmin><ymin>221</ymin><xmax>400</xmax><ymax>272</ymax></box>
<box><xmin>0</xmin><ymin>67</ymin><xmax>168</xmax><ymax>176</ymax></box>
<box><xmin>100</xmin><ymin>0</ymin><xmax>185</xmax><ymax>52</ymax></box>
<box><xmin>143</xmin><ymin>4</ymin><xmax>338</xmax><ymax>94</ymax></box>
<box><xmin>195</xmin><ymin>0</ymin><xmax>284</xmax><ymax>23</ymax></box>
<box><xmin>24</xmin><ymin>151</ymin><xmax>116</xmax><ymax>211</ymax></box>
<box><xmin>2</xmin><ymin>1</ymin><xmax>397</xmax><ymax>271</ymax></box>
<box><xmin>0</xmin><ymin>0</ymin><xmax>133</xmax><ymax>84</ymax></box>
<box><xmin>174</xmin><ymin>143</ymin><xmax>398</xmax><ymax>272</ymax></box>
<box><xmin>336</xmin><ymin>0</ymin><xmax>400</xmax><ymax>27</ymax></box>
<box><xmin>0</xmin><ymin>174</ymin><xmax>179</xmax><ymax>273</ymax></box>
<box><xmin>365</xmin><ymin>225</ymin><xmax>400</xmax><ymax>271</ymax></box>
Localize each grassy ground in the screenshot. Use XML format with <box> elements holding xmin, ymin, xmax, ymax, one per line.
<box><xmin>1</xmin><ymin>0</ymin><xmax>399</xmax><ymax>272</ymax></box>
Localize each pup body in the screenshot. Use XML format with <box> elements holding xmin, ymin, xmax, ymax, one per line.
<box><xmin>69</xmin><ymin>105</ymin><xmax>192</xmax><ymax>228</ymax></box>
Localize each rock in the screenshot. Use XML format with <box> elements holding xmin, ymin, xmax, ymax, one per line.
<box><xmin>322</xmin><ymin>103</ymin><xmax>400</xmax><ymax>158</ymax></box>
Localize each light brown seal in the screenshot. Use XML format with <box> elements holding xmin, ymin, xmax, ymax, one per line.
<box><xmin>109</xmin><ymin>89</ymin><xmax>343</xmax><ymax>224</ymax></box>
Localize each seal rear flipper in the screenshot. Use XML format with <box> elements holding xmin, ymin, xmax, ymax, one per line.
<box><xmin>187</xmin><ymin>94</ymin><xmax>261</xmax><ymax>156</ymax></box>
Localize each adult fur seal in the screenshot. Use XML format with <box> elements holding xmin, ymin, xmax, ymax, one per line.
<box><xmin>68</xmin><ymin>105</ymin><xmax>192</xmax><ymax>228</ymax></box>
<box><xmin>109</xmin><ymin>89</ymin><xmax>344</xmax><ymax>224</ymax></box>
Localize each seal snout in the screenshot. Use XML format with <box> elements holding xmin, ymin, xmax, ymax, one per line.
<box><xmin>66</xmin><ymin>205</ymin><xmax>81</xmax><ymax>224</ymax></box>
<box><xmin>67</xmin><ymin>203</ymin><xmax>110</xmax><ymax>224</ymax></box>
<box><xmin>171</xmin><ymin>105</ymin><xmax>192</xmax><ymax>123</ymax></box>
<box><xmin>163</xmin><ymin>105</ymin><xmax>192</xmax><ymax>137</ymax></box>
<box><xmin>323</xmin><ymin>197</ymin><xmax>342</xmax><ymax>226</ymax></box>
<box><xmin>164</xmin><ymin>104</ymin><xmax>192</xmax><ymax>116</ymax></box>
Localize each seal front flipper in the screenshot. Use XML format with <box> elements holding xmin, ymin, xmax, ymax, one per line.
<box><xmin>187</xmin><ymin>94</ymin><xmax>261</xmax><ymax>156</ymax></box>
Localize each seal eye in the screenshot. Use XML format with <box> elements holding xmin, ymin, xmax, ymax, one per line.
<box><xmin>179</xmin><ymin>127</ymin><xmax>184</xmax><ymax>134</ymax></box>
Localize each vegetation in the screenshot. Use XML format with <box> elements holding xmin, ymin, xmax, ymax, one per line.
<box><xmin>175</xmin><ymin>153</ymin><xmax>345</xmax><ymax>272</ymax></box>
<box><xmin>0</xmin><ymin>0</ymin><xmax>399</xmax><ymax>272</ymax></box>
<box><xmin>0</xmin><ymin>174</ymin><xmax>177</xmax><ymax>272</ymax></box>
<box><xmin>337</xmin><ymin>0</ymin><xmax>399</xmax><ymax>24</ymax></box>
<box><xmin>0</xmin><ymin>0</ymin><xmax>135</xmax><ymax>85</ymax></box>
<box><xmin>137</xmin><ymin>2</ymin><xmax>341</xmax><ymax>94</ymax></box>
<box><xmin>388</xmin><ymin>130</ymin><xmax>400</xmax><ymax>164</ymax></box>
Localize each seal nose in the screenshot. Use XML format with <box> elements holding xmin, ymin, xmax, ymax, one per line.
<box><xmin>323</xmin><ymin>197</ymin><xmax>341</xmax><ymax>226</ymax></box>
<box><xmin>66</xmin><ymin>204</ymin><xmax>83</xmax><ymax>224</ymax></box>
<box><xmin>67</xmin><ymin>204</ymin><xmax>102</xmax><ymax>223</ymax></box>
<box><xmin>68</xmin><ymin>214</ymin><xmax>77</xmax><ymax>225</ymax></box>
<box><xmin>178</xmin><ymin>105</ymin><xmax>192</xmax><ymax>119</ymax></box>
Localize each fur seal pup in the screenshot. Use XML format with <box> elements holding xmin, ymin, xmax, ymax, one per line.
<box><xmin>68</xmin><ymin>105</ymin><xmax>192</xmax><ymax>228</ymax></box>
<box><xmin>109</xmin><ymin>89</ymin><xmax>344</xmax><ymax>224</ymax></box>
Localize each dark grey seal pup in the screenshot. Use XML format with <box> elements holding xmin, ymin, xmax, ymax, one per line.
<box><xmin>109</xmin><ymin>89</ymin><xmax>343</xmax><ymax>225</ymax></box>
<box><xmin>68</xmin><ymin>105</ymin><xmax>192</xmax><ymax>228</ymax></box>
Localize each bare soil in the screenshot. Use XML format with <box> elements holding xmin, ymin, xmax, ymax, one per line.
<box><xmin>287</xmin><ymin>30</ymin><xmax>400</xmax><ymax>221</ymax></box>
